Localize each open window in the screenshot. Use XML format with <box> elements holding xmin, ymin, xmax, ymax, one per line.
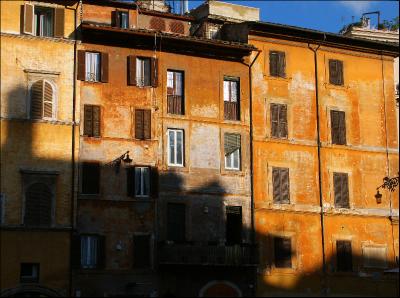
<box><xmin>23</xmin><ymin>3</ymin><xmax>64</xmax><ymax>38</ymax></box>
<box><xmin>167</xmin><ymin>70</ymin><xmax>184</xmax><ymax>115</ymax></box>
<box><xmin>224</xmin><ymin>77</ymin><xmax>240</xmax><ymax>121</ymax></box>
<box><xmin>77</xmin><ymin>51</ymin><xmax>109</xmax><ymax>83</ymax></box>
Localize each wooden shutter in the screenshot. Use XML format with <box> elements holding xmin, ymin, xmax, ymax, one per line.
<box><xmin>167</xmin><ymin>203</ymin><xmax>186</xmax><ymax>242</ymax></box>
<box><xmin>341</xmin><ymin>173</ymin><xmax>349</xmax><ymax>208</ymax></box>
<box><xmin>135</xmin><ymin>109</ymin><xmax>144</xmax><ymax>140</ymax></box>
<box><xmin>329</xmin><ymin>59</ymin><xmax>343</xmax><ymax>85</ymax></box>
<box><xmin>77</xmin><ymin>51</ymin><xmax>86</xmax><ymax>81</ymax></box>
<box><xmin>24</xmin><ymin>183</ymin><xmax>52</xmax><ymax>226</ymax></box>
<box><xmin>100</xmin><ymin>53</ymin><xmax>109</xmax><ymax>83</ymax></box>
<box><xmin>133</xmin><ymin>235</ymin><xmax>151</xmax><ymax>268</ymax></box>
<box><xmin>269</xmin><ymin>51</ymin><xmax>278</xmax><ymax>77</ymax></box>
<box><xmin>31</xmin><ymin>80</ymin><xmax>44</xmax><ymax>119</ymax></box>
<box><xmin>334</xmin><ymin>172</ymin><xmax>349</xmax><ymax>208</ymax></box>
<box><xmin>278</xmin><ymin>52</ymin><xmax>286</xmax><ymax>77</ymax></box>
<box><xmin>111</xmin><ymin>11</ymin><xmax>120</xmax><ymax>28</ymax></box>
<box><xmin>82</xmin><ymin>162</ymin><xmax>100</xmax><ymax>194</ymax></box>
<box><xmin>43</xmin><ymin>81</ymin><xmax>53</xmax><ymax>118</ymax></box>
<box><xmin>71</xmin><ymin>234</ymin><xmax>82</xmax><ymax>269</ymax></box>
<box><xmin>83</xmin><ymin>105</ymin><xmax>93</xmax><ymax>136</ymax></box>
<box><xmin>279</xmin><ymin>104</ymin><xmax>288</xmax><ymax>138</ymax></box>
<box><xmin>128</xmin><ymin>56</ymin><xmax>137</xmax><ymax>86</ymax></box>
<box><xmin>143</xmin><ymin>109</ymin><xmax>151</xmax><ymax>140</ymax></box>
<box><xmin>330</xmin><ymin>110</ymin><xmax>340</xmax><ymax>144</ymax></box>
<box><xmin>97</xmin><ymin>235</ymin><xmax>106</xmax><ymax>269</ymax></box>
<box><xmin>151</xmin><ymin>167</ymin><xmax>159</xmax><ymax>198</ymax></box>
<box><xmin>338</xmin><ymin>111</ymin><xmax>346</xmax><ymax>145</ymax></box>
<box><xmin>272</xmin><ymin>167</ymin><xmax>281</xmax><ymax>203</ymax></box>
<box><xmin>126</xmin><ymin>167</ymin><xmax>135</xmax><ymax>197</ymax></box>
<box><xmin>280</xmin><ymin>168</ymin><xmax>290</xmax><ymax>204</ymax></box>
<box><xmin>337</xmin><ymin>240</ymin><xmax>352</xmax><ymax>272</ymax></box>
<box><xmin>23</xmin><ymin>3</ymin><xmax>35</xmax><ymax>35</ymax></box>
<box><xmin>54</xmin><ymin>8</ymin><xmax>65</xmax><ymax>38</ymax></box>
<box><xmin>151</xmin><ymin>58</ymin><xmax>158</xmax><ymax>87</ymax></box>
<box><xmin>92</xmin><ymin>106</ymin><xmax>101</xmax><ymax>137</ymax></box>
<box><xmin>274</xmin><ymin>237</ymin><xmax>292</xmax><ymax>268</ymax></box>
<box><xmin>270</xmin><ymin>104</ymin><xmax>279</xmax><ymax>138</ymax></box>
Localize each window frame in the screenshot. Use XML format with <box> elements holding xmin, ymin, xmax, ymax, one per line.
<box><xmin>223</xmin><ymin>77</ymin><xmax>240</xmax><ymax>121</ymax></box>
<box><xmin>83</xmin><ymin>104</ymin><xmax>101</xmax><ymax>137</ymax></box>
<box><xmin>136</xmin><ymin>57</ymin><xmax>152</xmax><ymax>87</ymax></box>
<box><xmin>330</xmin><ymin>110</ymin><xmax>346</xmax><ymax>145</ymax></box>
<box><xmin>272</xmin><ymin>167</ymin><xmax>290</xmax><ymax>204</ymax></box>
<box><xmin>134</xmin><ymin>166</ymin><xmax>151</xmax><ymax>198</ymax></box>
<box><xmin>273</xmin><ymin>236</ymin><xmax>293</xmax><ymax>269</ymax></box>
<box><xmin>329</xmin><ymin>59</ymin><xmax>344</xmax><ymax>86</ymax></box>
<box><xmin>85</xmin><ymin>52</ymin><xmax>101</xmax><ymax>82</ymax></box>
<box><xmin>20</xmin><ymin>263</ymin><xmax>40</xmax><ymax>283</ymax></box>
<box><xmin>133</xmin><ymin>234</ymin><xmax>152</xmax><ymax>268</ymax></box>
<box><xmin>119</xmin><ymin>11</ymin><xmax>129</xmax><ymax>29</ymax></box>
<box><xmin>29</xmin><ymin>79</ymin><xmax>57</xmax><ymax>121</ymax></box>
<box><xmin>269</xmin><ymin>51</ymin><xmax>286</xmax><ymax>78</ymax></box>
<box><xmin>333</xmin><ymin>172</ymin><xmax>350</xmax><ymax>209</ymax></box>
<box><xmin>167</xmin><ymin>69</ymin><xmax>185</xmax><ymax>115</ymax></box>
<box><xmin>167</xmin><ymin>129</ymin><xmax>184</xmax><ymax>167</ymax></box>
<box><xmin>224</xmin><ymin>133</ymin><xmax>241</xmax><ymax>171</ymax></box>
<box><xmin>336</xmin><ymin>240</ymin><xmax>353</xmax><ymax>272</ymax></box>
<box><xmin>80</xmin><ymin>235</ymin><xmax>100</xmax><ymax>269</ymax></box>
<box><xmin>81</xmin><ymin>162</ymin><xmax>101</xmax><ymax>195</ymax></box>
<box><xmin>270</xmin><ymin>103</ymin><xmax>288</xmax><ymax>139</ymax></box>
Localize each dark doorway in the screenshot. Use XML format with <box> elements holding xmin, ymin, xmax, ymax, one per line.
<box><xmin>226</xmin><ymin>206</ymin><xmax>242</xmax><ymax>245</ymax></box>
<box><xmin>167</xmin><ymin>203</ymin><xmax>186</xmax><ymax>243</ymax></box>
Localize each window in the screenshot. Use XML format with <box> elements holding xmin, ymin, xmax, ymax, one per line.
<box><xmin>363</xmin><ymin>246</ymin><xmax>387</xmax><ymax>268</ymax></box>
<box><xmin>81</xmin><ymin>235</ymin><xmax>105</xmax><ymax>269</ymax></box>
<box><xmin>331</xmin><ymin>110</ymin><xmax>346</xmax><ymax>145</ymax></box>
<box><xmin>168</xmin><ymin>129</ymin><xmax>184</xmax><ymax>167</ymax></box>
<box><xmin>226</xmin><ymin>206</ymin><xmax>242</xmax><ymax>246</ymax></box>
<box><xmin>84</xmin><ymin>105</ymin><xmax>101</xmax><ymax>137</ymax></box>
<box><xmin>30</xmin><ymin>79</ymin><xmax>55</xmax><ymax>120</ymax></box>
<box><xmin>329</xmin><ymin>59</ymin><xmax>344</xmax><ymax>86</ymax></box>
<box><xmin>333</xmin><ymin>172</ymin><xmax>349</xmax><ymax>208</ymax></box>
<box><xmin>336</xmin><ymin>240</ymin><xmax>352</xmax><ymax>272</ymax></box>
<box><xmin>167</xmin><ymin>70</ymin><xmax>184</xmax><ymax>115</ymax></box>
<box><xmin>224</xmin><ymin>133</ymin><xmax>241</xmax><ymax>170</ymax></box>
<box><xmin>272</xmin><ymin>167</ymin><xmax>290</xmax><ymax>204</ymax></box>
<box><xmin>224</xmin><ymin>77</ymin><xmax>240</xmax><ymax>121</ymax></box>
<box><xmin>23</xmin><ymin>4</ymin><xmax>64</xmax><ymax>38</ymax></box>
<box><xmin>208</xmin><ymin>28</ymin><xmax>218</xmax><ymax>39</ymax></box>
<box><xmin>77</xmin><ymin>51</ymin><xmax>108</xmax><ymax>83</ymax></box>
<box><xmin>85</xmin><ymin>52</ymin><xmax>101</xmax><ymax>82</ymax></box>
<box><xmin>136</xmin><ymin>57</ymin><xmax>151</xmax><ymax>87</ymax></box>
<box><xmin>133</xmin><ymin>235</ymin><xmax>151</xmax><ymax>268</ymax></box>
<box><xmin>274</xmin><ymin>237</ymin><xmax>292</xmax><ymax>268</ymax></box>
<box><xmin>20</xmin><ymin>263</ymin><xmax>39</xmax><ymax>283</ymax></box>
<box><xmin>112</xmin><ymin>11</ymin><xmax>129</xmax><ymax>29</ymax></box>
<box><xmin>24</xmin><ymin>183</ymin><xmax>52</xmax><ymax>227</ymax></box>
<box><xmin>128</xmin><ymin>56</ymin><xmax>158</xmax><ymax>87</ymax></box>
<box><xmin>82</xmin><ymin>162</ymin><xmax>100</xmax><ymax>194</ymax></box>
<box><xmin>269</xmin><ymin>51</ymin><xmax>286</xmax><ymax>78</ymax></box>
<box><xmin>127</xmin><ymin>167</ymin><xmax>150</xmax><ymax>198</ymax></box>
<box><xmin>167</xmin><ymin>203</ymin><xmax>186</xmax><ymax>242</ymax></box>
<box><xmin>270</xmin><ymin>103</ymin><xmax>288</xmax><ymax>138</ymax></box>
<box><xmin>135</xmin><ymin>109</ymin><xmax>151</xmax><ymax>140</ymax></box>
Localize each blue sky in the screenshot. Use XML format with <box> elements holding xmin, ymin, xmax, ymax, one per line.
<box><xmin>186</xmin><ymin>0</ymin><xmax>399</xmax><ymax>33</ymax></box>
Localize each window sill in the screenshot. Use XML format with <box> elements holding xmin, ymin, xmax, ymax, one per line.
<box><xmin>324</xmin><ymin>82</ymin><xmax>349</xmax><ymax>90</ymax></box>
<box><xmin>82</xmin><ymin>135</ymin><xmax>102</xmax><ymax>140</ymax></box>
<box><xmin>221</xmin><ymin>169</ymin><xmax>245</xmax><ymax>177</ymax></box>
<box><xmin>263</xmin><ymin>75</ymin><xmax>292</xmax><ymax>82</ymax></box>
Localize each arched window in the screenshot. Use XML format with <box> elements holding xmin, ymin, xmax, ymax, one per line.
<box><xmin>30</xmin><ymin>79</ymin><xmax>55</xmax><ymax>119</ymax></box>
<box><xmin>24</xmin><ymin>183</ymin><xmax>52</xmax><ymax>226</ymax></box>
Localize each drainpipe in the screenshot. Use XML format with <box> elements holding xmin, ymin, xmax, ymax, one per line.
<box><xmin>247</xmin><ymin>49</ymin><xmax>261</xmax><ymax>297</ymax></box>
<box><xmin>307</xmin><ymin>42</ymin><xmax>327</xmax><ymax>296</ymax></box>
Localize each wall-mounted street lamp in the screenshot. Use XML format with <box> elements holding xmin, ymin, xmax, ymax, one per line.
<box><xmin>375</xmin><ymin>172</ymin><xmax>399</xmax><ymax>204</ymax></box>
<box><xmin>105</xmin><ymin>151</ymin><xmax>132</xmax><ymax>173</ymax></box>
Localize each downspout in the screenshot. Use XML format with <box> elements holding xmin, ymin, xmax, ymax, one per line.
<box><xmin>307</xmin><ymin>42</ymin><xmax>327</xmax><ymax>296</ymax></box>
<box><xmin>248</xmin><ymin>49</ymin><xmax>261</xmax><ymax>297</ymax></box>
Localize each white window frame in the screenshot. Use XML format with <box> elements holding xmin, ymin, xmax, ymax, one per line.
<box><xmin>136</xmin><ymin>57</ymin><xmax>151</xmax><ymax>87</ymax></box>
<box><xmin>120</xmin><ymin>11</ymin><xmax>129</xmax><ymax>29</ymax></box>
<box><xmin>81</xmin><ymin>235</ymin><xmax>98</xmax><ymax>269</ymax></box>
<box><xmin>223</xmin><ymin>79</ymin><xmax>238</xmax><ymax>103</ymax></box>
<box><xmin>135</xmin><ymin>167</ymin><xmax>150</xmax><ymax>198</ymax></box>
<box><xmin>85</xmin><ymin>52</ymin><xmax>101</xmax><ymax>82</ymax></box>
<box><xmin>34</xmin><ymin>6</ymin><xmax>54</xmax><ymax>37</ymax></box>
<box><xmin>167</xmin><ymin>129</ymin><xmax>184</xmax><ymax>167</ymax></box>
<box><xmin>225</xmin><ymin>148</ymin><xmax>240</xmax><ymax>170</ymax></box>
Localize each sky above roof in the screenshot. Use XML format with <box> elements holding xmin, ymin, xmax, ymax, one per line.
<box><xmin>186</xmin><ymin>0</ymin><xmax>399</xmax><ymax>33</ymax></box>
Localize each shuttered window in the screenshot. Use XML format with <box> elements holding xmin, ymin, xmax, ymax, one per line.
<box><xmin>82</xmin><ymin>162</ymin><xmax>100</xmax><ymax>194</ymax></box>
<box><xmin>363</xmin><ymin>246</ymin><xmax>387</xmax><ymax>268</ymax></box>
<box><xmin>84</xmin><ymin>105</ymin><xmax>101</xmax><ymax>137</ymax></box>
<box><xmin>329</xmin><ymin>59</ymin><xmax>344</xmax><ymax>86</ymax></box>
<box><xmin>272</xmin><ymin>167</ymin><xmax>290</xmax><ymax>204</ymax></box>
<box><xmin>274</xmin><ymin>237</ymin><xmax>292</xmax><ymax>268</ymax></box>
<box><xmin>167</xmin><ymin>70</ymin><xmax>184</xmax><ymax>115</ymax></box>
<box><xmin>168</xmin><ymin>129</ymin><xmax>184</xmax><ymax>167</ymax></box>
<box><xmin>270</xmin><ymin>103</ymin><xmax>288</xmax><ymax>138</ymax></box>
<box><xmin>224</xmin><ymin>77</ymin><xmax>240</xmax><ymax>121</ymax></box>
<box><xmin>23</xmin><ymin>4</ymin><xmax>64</xmax><ymax>38</ymax></box>
<box><xmin>127</xmin><ymin>167</ymin><xmax>158</xmax><ymax>198</ymax></box>
<box><xmin>224</xmin><ymin>133</ymin><xmax>241</xmax><ymax>170</ymax></box>
<box><xmin>336</xmin><ymin>240</ymin><xmax>352</xmax><ymax>272</ymax></box>
<box><xmin>333</xmin><ymin>172</ymin><xmax>349</xmax><ymax>208</ymax></box>
<box><xmin>167</xmin><ymin>203</ymin><xmax>186</xmax><ymax>243</ymax></box>
<box><xmin>135</xmin><ymin>109</ymin><xmax>151</xmax><ymax>140</ymax></box>
<box><xmin>331</xmin><ymin>110</ymin><xmax>346</xmax><ymax>145</ymax></box>
<box><xmin>30</xmin><ymin>79</ymin><xmax>55</xmax><ymax>120</ymax></box>
<box><xmin>80</xmin><ymin>235</ymin><xmax>105</xmax><ymax>269</ymax></box>
<box><xmin>226</xmin><ymin>206</ymin><xmax>242</xmax><ymax>245</ymax></box>
<box><xmin>112</xmin><ymin>11</ymin><xmax>129</xmax><ymax>29</ymax></box>
<box><xmin>133</xmin><ymin>235</ymin><xmax>151</xmax><ymax>268</ymax></box>
<box><xmin>24</xmin><ymin>183</ymin><xmax>52</xmax><ymax>227</ymax></box>
<box><xmin>270</xmin><ymin>51</ymin><xmax>286</xmax><ymax>78</ymax></box>
<box><xmin>78</xmin><ymin>51</ymin><xmax>108</xmax><ymax>83</ymax></box>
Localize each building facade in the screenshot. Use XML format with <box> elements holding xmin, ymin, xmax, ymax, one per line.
<box><xmin>0</xmin><ymin>0</ymin><xmax>80</xmax><ymax>296</ymax></box>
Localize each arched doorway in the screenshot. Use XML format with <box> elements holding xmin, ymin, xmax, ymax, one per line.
<box><xmin>199</xmin><ymin>280</ymin><xmax>242</xmax><ymax>297</ymax></box>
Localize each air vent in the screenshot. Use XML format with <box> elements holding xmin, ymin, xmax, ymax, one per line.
<box><xmin>150</xmin><ymin>17</ymin><xmax>166</xmax><ymax>31</ymax></box>
<box><xmin>169</xmin><ymin>21</ymin><xmax>184</xmax><ymax>34</ymax></box>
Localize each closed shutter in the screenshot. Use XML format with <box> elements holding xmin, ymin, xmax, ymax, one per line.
<box><xmin>279</xmin><ymin>104</ymin><xmax>288</xmax><ymax>138</ymax></box>
<box><xmin>43</xmin><ymin>81</ymin><xmax>53</xmax><ymax>118</ymax></box>
<box><xmin>100</xmin><ymin>53</ymin><xmax>109</xmax><ymax>83</ymax></box>
<box><xmin>151</xmin><ymin>58</ymin><xmax>158</xmax><ymax>87</ymax></box>
<box><xmin>126</xmin><ymin>167</ymin><xmax>135</xmax><ymax>197</ymax></box>
<box><xmin>340</xmin><ymin>173</ymin><xmax>349</xmax><ymax>208</ymax></box>
<box><xmin>334</xmin><ymin>173</ymin><xmax>349</xmax><ymax>208</ymax></box>
<box><xmin>331</xmin><ymin>110</ymin><xmax>346</xmax><ymax>145</ymax></box>
<box><xmin>133</xmin><ymin>235</ymin><xmax>151</xmax><ymax>268</ymax></box>
<box><xmin>71</xmin><ymin>234</ymin><xmax>82</xmax><ymax>269</ymax></box>
<box><xmin>82</xmin><ymin>162</ymin><xmax>100</xmax><ymax>194</ymax></box>
<box><xmin>272</xmin><ymin>167</ymin><xmax>281</xmax><ymax>203</ymax></box>
<box><xmin>269</xmin><ymin>51</ymin><xmax>278</xmax><ymax>77</ymax></box>
<box><xmin>280</xmin><ymin>168</ymin><xmax>290</xmax><ymax>204</ymax></box>
<box><xmin>337</xmin><ymin>240</ymin><xmax>352</xmax><ymax>272</ymax></box>
<box><xmin>151</xmin><ymin>167</ymin><xmax>159</xmax><ymax>198</ymax></box>
<box><xmin>143</xmin><ymin>109</ymin><xmax>151</xmax><ymax>140</ymax></box>
<box><xmin>23</xmin><ymin>3</ymin><xmax>35</xmax><ymax>35</ymax></box>
<box><xmin>83</xmin><ymin>105</ymin><xmax>93</xmax><ymax>136</ymax></box>
<box><xmin>31</xmin><ymin>80</ymin><xmax>44</xmax><ymax>119</ymax></box>
<box><xmin>224</xmin><ymin>133</ymin><xmax>241</xmax><ymax>156</ymax></box>
<box><xmin>336</xmin><ymin>60</ymin><xmax>343</xmax><ymax>85</ymax></box>
<box><xmin>272</xmin><ymin>167</ymin><xmax>290</xmax><ymax>204</ymax></box>
<box><xmin>77</xmin><ymin>50</ymin><xmax>86</xmax><ymax>81</ymax></box>
<box><xmin>24</xmin><ymin>183</ymin><xmax>52</xmax><ymax>227</ymax></box>
<box><xmin>338</xmin><ymin>111</ymin><xmax>346</xmax><ymax>145</ymax></box>
<box><xmin>111</xmin><ymin>11</ymin><xmax>121</xmax><ymax>28</ymax></box>
<box><xmin>54</xmin><ymin>8</ymin><xmax>65</xmax><ymax>38</ymax></box>
<box><xmin>128</xmin><ymin>56</ymin><xmax>137</xmax><ymax>86</ymax></box>
<box><xmin>270</xmin><ymin>104</ymin><xmax>279</xmax><ymax>138</ymax></box>
<box><xmin>274</xmin><ymin>237</ymin><xmax>292</xmax><ymax>268</ymax></box>
<box><xmin>329</xmin><ymin>60</ymin><xmax>344</xmax><ymax>85</ymax></box>
<box><xmin>278</xmin><ymin>52</ymin><xmax>286</xmax><ymax>77</ymax></box>
<box><xmin>135</xmin><ymin>109</ymin><xmax>144</xmax><ymax>140</ymax></box>
<box><xmin>92</xmin><ymin>106</ymin><xmax>101</xmax><ymax>137</ymax></box>
<box><xmin>167</xmin><ymin>203</ymin><xmax>186</xmax><ymax>242</ymax></box>
<box><xmin>97</xmin><ymin>235</ymin><xmax>106</xmax><ymax>269</ymax></box>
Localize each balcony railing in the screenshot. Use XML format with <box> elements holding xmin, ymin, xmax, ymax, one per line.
<box><xmin>224</xmin><ymin>101</ymin><xmax>239</xmax><ymax>120</ymax></box>
<box><xmin>158</xmin><ymin>242</ymin><xmax>258</xmax><ymax>266</ymax></box>
<box><xmin>167</xmin><ymin>95</ymin><xmax>184</xmax><ymax>115</ymax></box>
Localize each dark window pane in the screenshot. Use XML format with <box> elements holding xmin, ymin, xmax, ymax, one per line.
<box><xmin>24</xmin><ymin>183</ymin><xmax>52</xmax><ymax>227</ymax></box>
<box><xmin>337</xmin><ymin>240</ymin><xmax>352</xmax><ymax>272</ymax></box>
<box><xmin>274</xmin><ymin>237</ymin><xmax>292</xmax><ymax>268</ymax></box>
<box><xmin>167</xmin><ymin>203</ymin><xmax>185</xmax><ymax>242</ymax></box>
<box><xmin>226</xmin><ymin>206</ymin><xmax>242</xmax><ymax>245</ymax></box>
<box><xmin>82</xmin><ymin>162</ymin><xmax>100</xmax><ymax>194</ymax></box>
<box><xmin>133</xmin><ymin>235</ymin><xmax>151</xmax><ymax>268</ymax></box>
